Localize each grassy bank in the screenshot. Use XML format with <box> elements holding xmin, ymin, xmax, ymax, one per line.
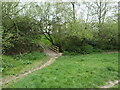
<box><xmin>2</xmin><ymin>52</ymin><xmax>49</xmax><ymax>78</ymax></box>
<box><xmin>6</xmin><ymin>52</ymin><xmax>119</xmax><ymax>88</ymax></box>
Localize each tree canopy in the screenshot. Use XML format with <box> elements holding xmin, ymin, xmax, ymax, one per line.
<box><xmin>1</xmin><ymin>1</ymin><xmax>119</xmax><ymax>55</ymax></box>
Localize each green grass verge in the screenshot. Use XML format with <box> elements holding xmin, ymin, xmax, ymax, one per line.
<box><xmin>7</xmin><ymin>53</ymin><xmax>119</xmax><ymax>88</ymax></box>
<box><xmin>1</xmin><ymin>52</ymin><xmax>49</xmax><ymax>78</ymax></box>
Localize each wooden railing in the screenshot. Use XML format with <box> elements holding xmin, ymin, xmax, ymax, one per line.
<box><xmin>49</xmin><ymin>45</ymin><xmax>59</xmax><ymax>54</ymax></box>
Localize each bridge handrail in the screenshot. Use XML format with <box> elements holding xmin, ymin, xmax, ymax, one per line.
<box><xmin>49</xmin><ymin>45</ymin><xmax>59</xmax><ymax>54</ymax></box>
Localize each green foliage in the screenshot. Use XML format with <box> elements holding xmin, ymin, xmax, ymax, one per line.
<box><xmin>67</xmin><ymin>20</ymin><xmax>93</xmax><ymax>39</ymax></box>
<box><xmin>1</xmin><ymin>2</ymin><xmax>118</xmax><ymax>88</ymax></box>
<box><xmin>2</xmin><ymin>2</ymin><xmax>44</xmax><ymax>55</ymax></box>
<box><xmin>94</xmin><ymin>22</ymin><xmax>118</xmax><ymax>50</ymax></box>
<box><xmin>62</xmin><ymin>51</ymin><xmax>70</xmax><ymax>55</ymax></box>
<box><xmin>7</xmin><ymin>53</ymin><xmax>119</xmax><ymax>88</ymax></box>
<box><xmin>40</xmin><ymin>35</ymin><xmax>52</xmax><ymax>46</ymax></box>
<box><xmin>1</xmin><ymin>2</ymin><xmax>118</xmax><ymax>55</ymax></box>
<box><xmin>80</xmin><ymin>44</ymin><xmax>94</xmax><ymax>54</ymax></box>
<box><xmin>2</xmin><ymin>15</ymin><xmax>43</xmax><ymax>55</ymax></box>
<box><xmin>62</xmin><ymin>36</ymin><xmax>81</xmax><ymax>52</ymax></box>
<box><xmin>53</xmin><ymin>18</ymin><xmax>118</xmax><ymax>54</ymax></box>
<box><xmin>63</xmin><ymin>51</ymin><xmax>79</xmax><ymax>56</ymax></box>
<box><xmin>93</xmin><ymin>49</ymin><xmax>103</xmax><ymax>52</ymax></box>
<box><xmin>61</xmin><ymin>36</ymin><xmax>95</xmax><ymax>54</ymax></box>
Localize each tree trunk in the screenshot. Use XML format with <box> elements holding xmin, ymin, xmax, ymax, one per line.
<box><xmin>71</xmin><ymin>2</ymin><xmax>75</xmax><ymax>21</ymax></box>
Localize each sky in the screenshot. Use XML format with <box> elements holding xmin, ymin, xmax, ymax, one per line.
<box><xmin>1</xmin><ymin>0</ymin><xmax>118</xmax><ymax>22</ymax></box>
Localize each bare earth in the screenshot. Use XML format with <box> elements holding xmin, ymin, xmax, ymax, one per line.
<box><xmin>100</xmin><ymin>80</ymin><xmax>120</xmax><ymax>88</ymax></box>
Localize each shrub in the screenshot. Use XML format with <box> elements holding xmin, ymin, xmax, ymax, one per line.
<box><xmin>61</xmin><ymin>36</ymin><xmax>95</xmax><ymax>54</ymax></box>
<box><xmin>79</xmin><ymin>44</ymin><xmax>94</xmax><ymax>54</ymax></box>
<box><xmin>62</xmin><ymin>36</ymin><xmax>82</xmax><ymax>52</ymax></box>
<box><xmin>93</xmin><ymin>49</ymin><xmax>103</xmax><ymax>52</ymax></box>
<box><xmin>63</xmin><ymin>51</ymin><xmax>70</xmax><ymax>55</ymax></box>
<box><xmin>63</xmin><ymin>51</ymin><xmax>79</xmax><ymax>56</ymax></box>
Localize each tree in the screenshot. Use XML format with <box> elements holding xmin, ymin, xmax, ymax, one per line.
<box><xmin>71</xmin><ymin>2</ymin><xmax>76</xmax><ymax>21</ymax></box>
<box><xmin>2</xmin><ymin>2</ymin><xmax>42</xmax><ymax>54</ymax></box>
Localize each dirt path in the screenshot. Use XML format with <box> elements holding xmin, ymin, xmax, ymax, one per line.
<box><xmin>103</xmin><ymin>51</ymin><xmax>119</xmax><ymax>53</ymax></box>
<box><xmin>1</xmin><ymin>48</ymin><xmax>62</xmax><ymax>87</ymax></box>
<box><xmin>100</xmin><ymin>80</ymin><xmax>120</xmax><ymax>88</ymax></box>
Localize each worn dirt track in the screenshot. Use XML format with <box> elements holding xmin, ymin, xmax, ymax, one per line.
<box><xmin>100</xmin><ymin>80</ymin><xmax>120</xmax><ymax>88</ymax></box>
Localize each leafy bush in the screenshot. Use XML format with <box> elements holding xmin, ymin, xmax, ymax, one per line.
<box><xmin>93</xmin><ymin>49</ymin><xmax>103</xmax><ymax>52</ymax></box>
<box><xmin>62</xmin><ymin>36</ymin><xmax>82</xmax><ymax>52</ymax></box>
<box><xmin>61</xmin><ymin>36</ymin><xmax>95</xmax><ymax>54</ymax></box>
<box><xmin>2</xmin><ymin>15</ymin><xmax>43</xmax><ymax>55</ymax></box>
<box><xmin>79</xmin><ymin>44</ymin><xmax>94</xmax><ymax>54</ymax></box>
<box><xmin>63</xmin><ymin>51</ymin><xmax>79</xmax><ymax>56</ymax></box>
<box><xmin>63</xmin><ymin>51</ymin><xmax>70</xmax><ymax>55</ymax></box>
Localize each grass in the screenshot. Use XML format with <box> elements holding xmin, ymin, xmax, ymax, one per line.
<box><xmin>1</xmin><ymin>52</ymin><xmax>49</xmax><ymax>78</ymax></box>
<box><xmin>6</xmin><ymin>53</ymin><xmax>119</xmax><ymax>88</ymax></box>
